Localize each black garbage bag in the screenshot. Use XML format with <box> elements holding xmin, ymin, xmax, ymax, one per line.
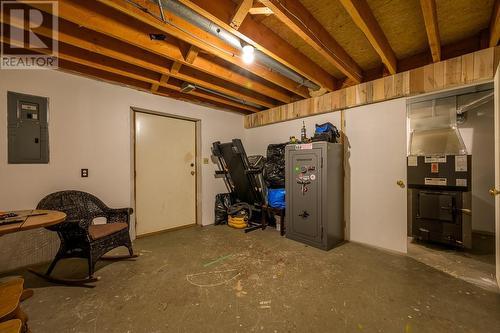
<box><xmin>214</xmin><ymin>193</ymin><xmax>232</xmax><ymax>225</ymax></box>
<box><xmin>263</xmin><ymin>143</ymin><xmax>287</xmax><ymax>188</ymax></box>
<box><xmin>248</xmin><ymin>155</ymin><xmax>266</xmax><ymax>171</ymax></box>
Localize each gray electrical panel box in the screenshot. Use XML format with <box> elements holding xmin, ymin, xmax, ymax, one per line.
<box><xmin>285</xmin><ymin>142</ymin><xmax>344</xmax><ymax>250</ymax></box>
<box><xmin>8</xmin><ymin>91</ymin><xmax>49</xmax><ymax>164</ymax></box>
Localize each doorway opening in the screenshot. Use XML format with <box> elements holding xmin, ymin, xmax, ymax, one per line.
<box><xmin>406</xmin><ymin>84</ymin><xmax>498</xmax><ymax>293</ymax></box>
<box><xmin>132</xmin><ymin>108</ymin><xmax>201</xmax><ymax>238</ymax></box>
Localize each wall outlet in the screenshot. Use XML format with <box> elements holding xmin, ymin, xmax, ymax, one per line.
<box><xmin>81</xmin><ymin>169</ymin><xmax>88</xmax><ymax>178</ymax></box>
<box><xmin>203</xmin><ymin>158</ymin><xmax>209</xmax><ymax>165</ymax></box>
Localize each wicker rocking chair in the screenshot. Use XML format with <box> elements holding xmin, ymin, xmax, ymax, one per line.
<box><xmin>33</xmin><ymin>190</ymin><xmax>136</xmax><ymax>284</ymax></box>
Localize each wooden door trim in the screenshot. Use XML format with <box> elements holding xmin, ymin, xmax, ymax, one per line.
<box><xmin>130</xmin><ymin>107</ymin><xmax>201</xmax><ymax>239</ymax></box>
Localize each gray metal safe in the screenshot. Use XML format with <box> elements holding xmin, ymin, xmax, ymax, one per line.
<box><xmin>285</xmin><ymin>142</ymin><xmax>344</xmax><ymax>250</ymax></box>
<box><xmin>8</xmin><ymin>91</ymin><xmax>49</xmax><ymax>164</ymax></box>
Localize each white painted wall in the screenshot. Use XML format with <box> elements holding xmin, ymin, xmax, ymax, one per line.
<box><xmin>0</xmin><ymin>69</ymin><xmax>244</xmax><ymax>271</ymax></box>
<box><xmin>245</xmin><ymin>101</ymin><xmax>408</xmax><ymax>253</ymax></box>
<box><xmin>244</xmin><ymin>113</ymin><xmax>342</xmax><ymax>156</ymax></box>
<box><xmin>458</xmin><ymin>93</ymin><xmax>495</xmax><ymax>233</ymax></box>
<box><xmin>344</xmin><ymin>99</ymin><xmax>408</xmax><ymax>253</ymax></box>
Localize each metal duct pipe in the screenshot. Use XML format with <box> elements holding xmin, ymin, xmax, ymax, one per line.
<box><xmin>158</xmin><ymin>0</ymin><xmax>320</xmax><ymax>91</ymax></box>
<box><xmin>181</xmin><ymin>82</ymin><xmax>265</xmax><ymax>110</ymax></box>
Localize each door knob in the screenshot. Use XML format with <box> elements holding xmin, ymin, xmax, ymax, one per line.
<box><xmin>190</xmin><ymin>163</ymin><xmax>194</xmax><ymax>167</ymax></box>
<box><xmin>397</xmin><ymin>180</ymin><xmax>405</xmax><ymax>188</ymax></box>
<box><xmin>191</xmin><ymin>171</ymin><xmax>195</xmax><ymax>176</ymax></box>
<box><xmin>489</xmin><ymin>188</ymin><xmax>500</xmax><ymax>196</ymax></box>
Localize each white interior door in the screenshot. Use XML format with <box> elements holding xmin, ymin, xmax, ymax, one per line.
<box><xmin>344</xmin><ymin>98</ymin><xmax>408</xmax><ymax>253</ymax></box>
<box><xmin>135</xmin><ymin>112</ymin><xmax>196</xmax><ymax>236</ymax></box>
<box><xmin>494</xmin><ymin>65</ymin><xmax>500</xmax><ymax>288</ymax></box>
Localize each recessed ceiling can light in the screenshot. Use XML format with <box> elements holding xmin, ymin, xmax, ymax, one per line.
<box><xmin>242</xmin><ymin>45</ymin><xmax>255</xmax><ymax>64</ymax></box>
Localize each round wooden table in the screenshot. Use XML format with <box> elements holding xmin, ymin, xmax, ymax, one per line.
<box><xmin>0</xmin><ymin>210</ymin><xmax>66</xmax><ymax>237</ymax></box>
<box><xmin>0</xmin><ymin>209</ymin><xmax>67</xmax><ymax>319</ymax></box>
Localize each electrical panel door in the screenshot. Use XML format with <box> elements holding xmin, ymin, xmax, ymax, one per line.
<box><xmin>8</xmin><ymin>91</ymin><xmax>49</xmax><ymax>164</ymax></box>
<box><xmin>288</xmin><ymin>149</ymin><xmax>322</xmax><ymax>245</ymax></box>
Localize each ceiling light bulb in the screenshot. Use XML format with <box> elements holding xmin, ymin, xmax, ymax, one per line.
<box><xmin>242</xmin><ymin>45</ymin><xmax>255</xmax><ymax>64</ymax></box>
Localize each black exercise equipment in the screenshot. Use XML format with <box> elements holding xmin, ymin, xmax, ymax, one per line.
<box><xmin>212</xmin><ymin>139</ymin><xmax>267</xmax><ymax>233</ymax></box>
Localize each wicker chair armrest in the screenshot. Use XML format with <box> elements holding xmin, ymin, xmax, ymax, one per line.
<box><xmin>46</xmin><ymin>218</ymin><xmax>91</xmax><ymax>232</ymax></box>
<box><xmin>106</xmin><ymin>208</ymin><xmax>133</xmax><ymax>224</ymax></box>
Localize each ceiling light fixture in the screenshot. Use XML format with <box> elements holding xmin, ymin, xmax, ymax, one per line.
<box><xmin>242</xmin><ymin>45</ymin><xmax>255</xmax><ymax>64</ymax></box>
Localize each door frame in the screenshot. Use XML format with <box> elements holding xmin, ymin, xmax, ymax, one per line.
<box><xmin>130</xmin><ymin>107</ymin><xmax>202</xmax><ymax>238</ymax></box>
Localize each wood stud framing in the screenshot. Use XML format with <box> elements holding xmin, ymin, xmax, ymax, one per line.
<box><xmin>259</xmin><ymin>0</ymin><xmax>363</xmax><ymax>83</ymax></box>
<box><xmin>491</xmin><ymin>0</ymin><xmax>500</xmax><ymax>47</ymax></box>
<box><xmin>96</xmin><ymin>0</ymin><xmax>311</xmax><ymax>98</ymax></box>
<box><xmin>1</xmin><ymin>9</ymin><xmax>276</xmax><ymax>110</ymax></box>
<box><xmin>244</xmin><ymin>46</ymin><xmax>499</xmax><ymax>128</ymax></box>
<box><xmin>1</xmin><ymin>0</ymin><xmax>496</xmax><ymax>115</ymax></box>
<box><xmin>230</xmin><ymin>0</ymin><xmax>253</xmax><ymax>30</ymax></box>
<box><xmin>24</xmin><ymin>0</ymin><xmax>290</xmax><ymax>109</ymax></box>
<box><xmin>338</xmin><ymin>0</ymin><xmax>398</xmax><ymax>75</ymax></box>
<box><xmin>178</xmin><ymin>0</ymin><xmax>337</xmax><ymax>92</ymax></box>
<box><xmin>420</xmin><ymin>0</ymin><xmax>441</xmax><ymax>62</ymax></box>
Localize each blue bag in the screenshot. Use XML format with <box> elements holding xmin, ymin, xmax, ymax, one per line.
<box><xmin>268</xmin><ymin>188</ymin><xmax>286</xmax><ymax>209</ymax></box>
<box><xmin>315</xmin><ymin>122</ymin><xmax>336</xmax><ymax>134</ymax></box>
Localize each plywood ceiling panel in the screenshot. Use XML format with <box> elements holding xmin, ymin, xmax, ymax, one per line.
<box><xmin>367</xmin><ymin>0</ymin><xmax>428</xmax><ymax>60</ymax></box>
<box><xmin>260</xmin><ymin>0</ymin><xmax>382</xmax><ymax>77</ymax></box>
<box><xmin>436</xmin><ymin>0</ymin><xmax>494</xmax><ymax>46</ymax></box>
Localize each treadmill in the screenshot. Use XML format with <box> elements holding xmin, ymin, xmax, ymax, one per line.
<box><xmin>212</xmin><ymin>139</ymin><xmax>267</xmax><ymax>232</ymax></box>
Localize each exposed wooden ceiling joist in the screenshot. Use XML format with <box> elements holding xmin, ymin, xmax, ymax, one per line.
<box><xmin>2</xmin><ymin>35</ymin><xmax>261</xmax><ymax>113</ymax></box>
<box><xmin>420</xmin><ymin>0</ymin><xmax>441</xmax><ymax>62</ymax></box>
<box><xmin>259</xmin><ymin>0</ymin><xmax>363</xmax><ymax>83</ymax></box>
<box><xmin>58</xmin><ymin>60</ymin><xmax>253</xmax><ymax>114</ymax></box>
<box><xmin>2</xmin><ymin>11</ymin><xmax>277</xmax><ymax>109</ymax></box>
<box><xmin>230</xmin><ymin>0</ymin><xmax>253</xmax><ymax>30</ymax></box>
<box><xmin>177</xmin><ymin>0</ymin><xmax>337</xmax><ymax>92</ymax></box>
<box><xmin>95</xmin><ymin>0</ymin><xmax>311</xmax><ymax>98</ymax></box>
<box><xmin>27</xmin><ymin>0</ymin><xmax>292</xmax><ymax>105</ymax></box>
<box><xmin>151</xmin><ymin>74</ymin><xmax>169</xmax><ymax>92</ymax></box>
<box><xmin>490</xmin><ymin>0</ymin><xmax>500</xmax><ymax>47</ymax></box>
<box><xmin>338</xmin><ymin>0</ymin><xmax>398</xmax><ymax>75</ymax></box>
<box><xmin>249</xmin><ymin>7</ymin><xmax>273</xmax><ymax>15</ymax></box>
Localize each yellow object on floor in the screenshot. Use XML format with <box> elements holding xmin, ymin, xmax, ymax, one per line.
<box><xmin>228</xmin><ymin>216</ymin><xmax>248</xmax><ymax>229</ymax></box>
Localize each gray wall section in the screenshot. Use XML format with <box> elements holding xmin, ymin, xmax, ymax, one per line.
<box><xmin>458</xmin><ymin>91</ymin><xmax>495</xmax><ymax>233</ymax></box>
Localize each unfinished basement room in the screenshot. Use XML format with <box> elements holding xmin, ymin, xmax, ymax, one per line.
<box><xmin>1</xmin><ymin>0</ymin><xmax>500</xmax><ymax>332</ymax></box>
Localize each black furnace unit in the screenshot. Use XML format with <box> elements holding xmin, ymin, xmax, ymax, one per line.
<box><xmin>407</xmin><ymin>155</ymin><xmax>472</xmax><ymax>248</ymax></box>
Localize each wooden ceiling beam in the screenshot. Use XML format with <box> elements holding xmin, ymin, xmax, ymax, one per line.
<box><xmin>230</xmin><ymin>0</ymin><xmax>253</xmax><ymax>30</ymax></box>
<box><xmin>178</xmin><ymin>0</ymin><xmax>337</xmax><ymax>92</ymax></box>
<box><xmin>490</xmin><ymin>0</ymin><xmax>500</xmax><ymax>47</ymax></box>
<box><xmin>259</xmin><ymin>0</ymin><xmax>363</xmax><ymax>83</ymax></box>
<box><xmin>27</xmin><ymin>0</ymin><xmax>292</xmax><ymax>105</ymax></box>
<box><xmin>420</xmin><ymin>0</ymin><xmax>441</xmax><ymax>62</ymax></box>
<box><xmin>184</xmin><ymin>45</ymin><xmax>199</xmax><ymax>63</ymax></box>
<box><xmin>339</xmin><ymin>0</ymin><xmax>397</xmax><ymax>75</ymax></box>
<box><xmin>2</xmin><ymin>12</ymin><xmax>277</xmax><ymax>109</ymax></box>
<box><xmin>58</xmin><ymin>61</ymin><xmax>252</xmax><ymax>114</ymax></box>
<box><xmin>3</xmin><ymin>34</ymin><xmax>261</xmax><ymax>113</ymax></box>
<box><xmin>151</xmin><ymin>74</ymin><xmax>169</xmax><ymax>92</ymax></box>
<box><xmin>249</xmin><ymin>7</ymin><xmax>273</xmax><ymax>15</ymax></box>
<box><xmin>95</xmin><ymin>0</ymin><xmax>311</xmax><ymax>97</ymax></box>
<box><xmin>171</xmin><ymin>62</ymin><xmax>183</xmax><ymax>75</ymax></box>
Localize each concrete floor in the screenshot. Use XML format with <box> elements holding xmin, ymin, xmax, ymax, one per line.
<box><xmin>408</xmin><ymin>234</ymin><xmax>498</xmax><ymax>293</ymax></box>
<box><xmin>4</xmin><ymin>226</ymin><xmax>500</xmax><ymax>333</ymax></box>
